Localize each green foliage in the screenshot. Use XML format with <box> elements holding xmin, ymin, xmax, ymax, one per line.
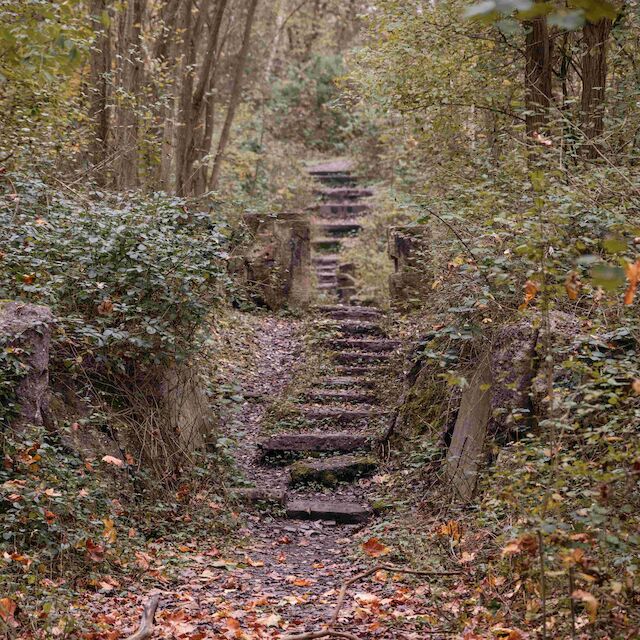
<box><xmin>0</xmin><ymin>175</ymin><xmax>230</xmax><ymax>367</ymax></box>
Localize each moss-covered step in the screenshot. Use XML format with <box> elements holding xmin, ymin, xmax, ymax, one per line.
<box><xmin>285</xmin><ymin>499</ymin><xmax>372</xmax><ymax>523</ymax></box>
<box><xmin>315</xmin><ymin>376</ymin><xmax>376</xmax><ymax>389</ymax></box>
<box><xmin>325</xmin><ymin>338</ymin><xmax>400</xmax><ymax>352</ymax></box>
<box><xmin>259</xmin><ymin>432</ymin><xmax>372</xmax><ymax>456</ymax></box>
<box><xmin>305</xmin><ymin>389</ymin><xmax>378</xmax><ymax>404</ymax></box>
<box><xmin>317</xmin><ymin>304</ymin><xmax>381</xmax><ymax>317</ymax></box>
<box><xmin>318</xmin><ymin>221</ymin><xmax>363</xmax><ymax>235</ymax></box>
<box><xmin>333</xmin><ymin>351</ymin><xmax>392</xmax><ymax>364</ymax></box>
<box><xmin>288</xmin><ymin>454</ymin><xmax>378</xmax><ymax>486</ymax></box>
<box><xmin>312</xmin><ymin>237</ymin><xmax>342</xmax><ymax>251</ymax></box>
<box><xmin>315</xmin><ymin>187</ymin><xmax>374</xmax><ymax>200</ymax></box>
<box><xmin>302</xmin><ymin>406</ymin><xmax>387</xmax><ymax>423</ymax></box>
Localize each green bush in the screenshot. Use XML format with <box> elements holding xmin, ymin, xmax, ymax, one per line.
<box><xmin>0</xmin><ymin>175</ymin><xmax>230</xmax><ymax>367</ymax></box>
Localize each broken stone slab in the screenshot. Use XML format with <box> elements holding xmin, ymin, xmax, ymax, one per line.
<box><xmin>336</xmin><ymin>365</ymin><xmax>385</xmax><ymax>377</ymax></box>
<box><xmin>318</xmin><ymin>203</ymin><xmax>371</xmax><ymax>217</ymax></box>
<box><xmin>318</xmin><ymin>221</ymin><xmax>363</xmax><ymax>235</ymax></box>
<box><xmin>0</xmin><ymin>301</ymin><xmax>55</xmax><ymax>427</ymax></box>
<box><xmin>316</xmin><ymin>187</ymin><xmax>374</xmax><ymax>200</ymax></box>
<box><xmin>230</xmin><ymin>487</ymin><xmax>287</xmax><ymax>504</ymax></box>
<box><xmin>305</xmin><ymin>389</ymin><xmax>378</xmax><ymax>404</ymax></box>
<box><xmin>259</xmin><ymin>432</ymin><xmax>372</xmax><ymax>455</ymax></box>
<box><xmin>288</xmin><ymin>454</ymin><xmax>378</xmax><ymax>486</ymax></box>
<box><xmin>333</xmin><ymin>352</ymin><xmax>392</xmax><ymax>364</ymax></box>
<box><xmin>308</xmin><ymin>159</ymin><xmax>353</xmax><ymax>174</ymax></box>
<box><xmin>285</xmin><ymin>499</ymin><xmax>373</xmax><ymax>524</ymax></box>
<box><xmin>326</xmin><ymin>338</ymin><xmax>400</xmax><ymax>352</ymax></box>
<box><xmin>330</xmin><ymin>321</ymin><xmax>385</xmax><ymax>336</ymax></box>
<box><xmin>315</xmin><ymin>376</ymin><xmax>376</xmax><ymax>389</ymax></box>
<box><xmin>303</xmin><ymin>406</ymin><xmax>387</xmax><ymax>423</ymax></box>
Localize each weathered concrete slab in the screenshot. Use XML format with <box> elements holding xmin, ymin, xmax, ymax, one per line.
<box><xmin>259</xmin><ymin>433</ymin><xmax>372</xmax><ymax>455</ymax></box>
<box><xmin>318</xmin><ymin>203</ymin><xmax>371</xmax><ymax>217</ymax></box>
<box><xmin>318</xmin><ymin>221</ymin><xmax>363</xmax><ymax>235</ymax></box>
<box><xmin>316</xmin><ymin>187</ymin><xmax>374</xmax><ymax>200</ymax></box>
<box><xmin>333</xmin><ymin>352</ymin><xmax>392</xmax><ymax>364</ymax></box>
<box><xmin>315</xmin><ymin>376</ymin><xmax>376</xmax><ymax>389</ymax></box>
<box><xmin>445</xmin><ymin>358</ymin><xmax>492</xmax><ymax>501</ymax></box>
<box><xmin>305</xmin><ymin>389</ymin><xmax>378</xmax><ymax>404</ymax></box>
<box><xmin>326</xmin><ymin>338</ymin><xmax>400</xmax><ymax>352</ymax></box>
<box><xmin>289</xmin><ymin>455</ymin><xmax>378</xmax><ymax>486</ymax></box>
<box><xmin>286</xmin><ymin>499</ymin><xmax>373</xmax><ymax>523</ymax></box>
<box><xmin>330</xmin><ymin>321</ymin><xmax>384</xmax><ymax>336</ymax></box>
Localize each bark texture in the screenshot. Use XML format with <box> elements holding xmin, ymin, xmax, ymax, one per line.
<box><xmin>524</xmin><ymin>15</ymin><xmax>552</xmax><ymax>137</ymax></box>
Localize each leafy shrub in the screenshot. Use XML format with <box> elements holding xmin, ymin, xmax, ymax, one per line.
<box><xmin>0</xmin><ymin>174</ymin><xmax>230</xmax><ymax>367</ymax></box>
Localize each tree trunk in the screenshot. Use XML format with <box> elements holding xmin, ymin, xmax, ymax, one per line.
<box><xmin>581</xmin><ymin>18</ymin><xmax>611</xmax><ymax>159</ymax></box>
<box><xmin>209</xmin><ymin>0</ymin><xmax>260</xmax><ymax>191</ymax></box>
<box><xmin>88</xmin><ymin>0</ymin><xmax>112</xmax><ymax>182</ymax></box>
<box><xmin>524</xmin><ymin>15</ymin><xmax>552</xmax><ymax>137</ymax></box>
<box><xmin>112</xmin><ymin>0</ymin><xmax>144</xmax><ymax>190</ymax></box>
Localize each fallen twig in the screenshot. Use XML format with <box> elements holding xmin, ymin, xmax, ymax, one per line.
<box><xmin>125</xmin><ymin>594</ymin><xmax>161</xmax><ymax>640</ymax></box>
<box><xmin>282</xmin><ymin>564</ymin><xmax>462</xmax><ymax>640</ymax></box>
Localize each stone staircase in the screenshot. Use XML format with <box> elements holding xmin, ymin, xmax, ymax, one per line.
<box><xmin>234</xmin><ymin>161</ymin><xmax>397</xmax><ymax>525</ymax></box>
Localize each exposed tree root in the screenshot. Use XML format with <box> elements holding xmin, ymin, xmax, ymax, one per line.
<box><xmin>282</xmin><ymin>564</ymin><xmax>462</xmax><ymax>640</ymax></box>
<box><xmin>125</xmin><ymin>594</ymin><xmax>160</xmax><ymax>640</ymax></box>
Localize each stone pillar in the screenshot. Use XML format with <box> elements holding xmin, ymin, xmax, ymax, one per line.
<box><xmin>0</xmin><ymin>302</ymin><xmax>55</xmax><ymax>427</ymax></box>
<box><xmin>242</xmin><ymin>211</ymin><xmax>311</xmax><ymax>310</ymax></box>
<box><xmin>387</xmin><ymin>225</ymin><xmax>431</xmax><ymax>305</ymax></box>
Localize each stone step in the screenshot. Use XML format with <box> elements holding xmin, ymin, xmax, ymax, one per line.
<box><xmin>331</xmin><ymin>321</ymin><xmax>385</xmax><ymax>336</ymax></box>
<box><xmin>302</xmin><ymin>406</ymin><xmax>386</xmax><ymax>423</ymax></box>
<box><xmin>313</xmin><ymin>254</ymin><xmax>340</xmax><ymax>265</ymax></box>
<box><xmin>315</xmin><ymin>174</ymin><xmax>358</xmax><ymax>186</ymax></box>
<box><xmin>318</xmin><ymin>221</ymin><xmax>363</xmax><ymax>235</ymax></box>
<box><xmin>288</xmin><ymin>454</ymin><xmax>378</xmax><ymax>486</ymax></box>
<box><xmin>318</xmin><ymin>203</ymin><xmax>371</xmax><ymax>217</ymax></box>
<box><xmin>286</xmin><ymin>499</ymin><xmax>372</xmax><ymax>524</ymax></box>
<box><xmin>318</xmin><ymin>283</ymin><xmax>338</xmax><ymax>291</ymax></box>
<box><xmin>305</xmin><ymin>389</ymin><xmax>378</xmax><ymax>404</ymax></box>
<box><xmin>315</xmin><ymin>376</ymin><xmax>376</xmax><ymax>389</ymax></box>
<box><xmin>230</xmin><ymin>487</ymin><xmax>287</xmax><ymax>504</ymax></box>
<box><xmin>317</xmin><ymin>305</ymin><xmax>381</xmax><ymax>318</ymax></box>
<box><xmin>333</xmin><ymin>351</ymin><xmax>392</xmax><ymax>364</ymax></box>
<box><xmin>336</xmin><ymin>365</ymin><xmax>386</xmax><ymax>376</ymax></box>
<box><xmin>316</xmin><ymin>187</ymin><xmax>374</xmax><ymax>200</ymax></box>
<box><xmin>259</xmin><ymin>433</ymin><xmax>372</xmax><ymax>456</ymax></box>
<box><xmin>317</xmin><ymin>273</ymin><xmax>338</xmax><ymax>284</ymax></box>
<box><xmin>312</xmin><ymin>237</ymin><xmax>343</xmax><ymax>250</ymax></box>
<box><xmin>326</xmin><ymin>338</ymin><xmax>400</xmax><ymax>352</ymax></box>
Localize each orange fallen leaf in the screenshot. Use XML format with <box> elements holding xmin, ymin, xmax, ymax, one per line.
<box><xmin>97</xmin><ymin>298</ymin><xmax>114</xmax><ymax>315</ymax></box>
<box><xmin>362</xmin><ymin>537</ymin><xmax>391</xmax><ymax>558</ymax></box>
<box><xmin>44</xmin><ymin>510</ymin><xmax>56</xmax><ymax>525</ymax></box>
<box><xmin>86</xmin><ymin>539</ymin><xmax>105</xmax><ymax>563</ymax></box>
<box><xmin>565</xmin><ymin>271</ymin><xmax>581</xmax><ymax>301</ymax></box>
<box><xmin>632</xmin><ymin>379</ymin><xmax>640</xmax><ymax>395</ymax></box>
<box><xmin>572</xmin><ymin>589</ymin><xmax>599</xmax><ymax>622</ymax></box>
<box><xmin>0</xmin><ymin>598</ymin><xmax>18</xmax><ymax>628</ymax></box>
<box><xmin>519</xmin><ymin>279</ymin><xmax>540</xmax><ymax>310</ymax></box>
<box><xmin>624</xmin><ymin>259</ymin><xmax>640</xmax><ymax>305</ymax></box>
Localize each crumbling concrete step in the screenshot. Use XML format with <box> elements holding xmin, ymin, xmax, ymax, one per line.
<box><xmin>313</xmin><ymin>254</ymin><xmax>340</xmax><ymax>265</ymax></box>
<box><xmin>315</xmin><ymin>174</ymin><xmax>358</xmax><ymax>185</ymax></box>
<box><xmin>303</xmin><ymin>406</ymin><xmax>386</xmax><ymax>423</ymax></box>
<box><xmin>259</xmin><ymin>433</ymin><xmax>372</xmax><ymax>455</ymax></box>
<box><xmin>318</xmin><ymin>305</ymin><xmax>381</xmax><ymax>318</ymax></box>
<box><xmin>288</xmin><ymin>454</ymin><xmax>378</xmax><ymax>486</ymax></box>
<box><xmin>315</xmin><ymin>376</ymin><xmax>376</xmax><ymax>389</ymax></box>
<box><xmin>318</xmin><ymin>221</ymin><xmax>362</xmax><ymax>235</ymax></box>
<box><xmin>305</xmin><ymin>389</ymin><xmax>378</xmax><ymax>404</ymax></box>
<box><xmin>230</xmin><ymin>487</ymin><xmax>287</xmax><ymax>504</ymax></box>
<box><xmin>318</xmin><ymin>283</ymin><xmax>338</xmax><ymax>291</ymax></box>
<box><xmin>333</xmin><ymin>351</ymin><xmax>392</xmax><ymax>364</ymax></box>
<box><xmin>286</xmin><ymin>499</ymin><xmax>372</xmax><ymax>523</ymax></box>
<box><xmin>317</xmin><ymin>187</ymin><xmax>374</xmax><ymax>200</ymax></box>
<box><xmin>326</xmin><ymin>338</ymin><xmax>400</xmax><ymax>352</ymax></box>
<box><xmin>317</xmin><ymin>273</ymin><xmax>338</xmax><ymax>284</ymax></box>
<box><xmin>312</xmin><ymin>237</ymin><xmax>343</xmax><ymax>250</ymax></box>
<box><xmin>336</xmin><ymin>365</ymin><xmax>385</xmax><ymax>376</ymax></box>
<box><xmin>331</xmin><ymin>321</ymin><xmax>385</xmax><ymax>336</ymax></box>
<box><xmin>318</xmin><ymin>203</ymin><xmax>371</xmax><ymax>217</ymax></box>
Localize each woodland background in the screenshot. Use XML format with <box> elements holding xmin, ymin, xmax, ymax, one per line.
<box><xmin>1</xmin><ymin>0</ymin><xmax>640</xmax><ymax>637</ymax></box>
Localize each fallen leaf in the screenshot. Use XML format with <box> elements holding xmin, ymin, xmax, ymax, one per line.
<box><xmin>624</xmin><ymin>259</ymin><xmax>640</xmax><ymax>305</ymax></box>
<box><xmin>257</xmin><ymin>613</ymin><xmax>281</xmax><ymax>628</ymax></box>
<box><xmin>362</xmin><ymin>537</ymin><xmax>391</xmax><ymax>558</ymax></box>
<box><xmin>0</xmin><ymin>598</ymin><xmax>18</xmax><ymax>628</ymax></box>
<box><xmin>101</xmin><ymin>455</ymin><xmax>124</xmax><ymax>468</ymax></box>
<box><xmin>519</xmin><ymin>279</ymin><xmax>540</xmax><ymax>310</ymax></box>
<box><xmin>572</xmin><ymin>589</ymin><xmax>599</xmax><ymax>622</ymax></box>
<box><xmin>633</xmin><ymin>379</ymin><xmax>640</xmax><ymax>395</ymax></box>
<box><xmin>565</xmin><ymin>271</ymin><xmax>581</xmax><ymax>301</ymax></box>
<box><xmin>103</xmin><ymin>518</ymin><xmax>117</xmax><ymax>544</ymax></box>
<box><xmin>86</xmin><ymin>539</ymin><xmax>105</xmax><ymax>563</ymax></box>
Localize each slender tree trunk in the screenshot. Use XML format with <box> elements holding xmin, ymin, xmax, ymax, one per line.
<box><xmin>88</xmin><ymin>0</ymin><xmax>112</xmax><ymax>181</ymax></box>
<box><xmin>524</xmin><ymin>14</ymin><xmax>552</xmax><ymax>137</ymax></box>
<box><xmin>581</xmin><ymin>18</ymin><xmax>611</xmax><ymax>159</ymax></box>
<box><xmin>112</xmin><ymin>0</ymin><xmax>144</xmax><ymax>190</ymax></box>
<box><xmin>209</xmin><ymin>0</ymin><xmax>260</xmax><ymax>191</ymax></box>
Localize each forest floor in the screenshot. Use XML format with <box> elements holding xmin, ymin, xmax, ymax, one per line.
<box><xmin>67</xmin><ymin>313</ymin><xmax>468</xmax><ymax>640</ymax></box>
